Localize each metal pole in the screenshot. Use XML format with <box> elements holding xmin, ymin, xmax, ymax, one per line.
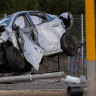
<box><xmin>4</xmin><ymin>13</ymin><xmax>7</xmax><ymax>18</ymax></box>
<box><xmin>57</xmin><ymin>54</ymin><xmax>60</xmax><ymax>71</ymax></box>
<box><xmin>85</xmin><ymin>0</ymin><xmax>96</xmax><ymax>96</ymax></box>
<box><xmin>78</xmin><ymin>48</ymin><xmax>81</xmax><ymax>77</ymax></box>
<box><xmin>0</xmin><ymin>72</ymin><xmax>65</xmax><ymax>83</ymax></box>
<box><xmin>70</xmin><ymin>56</ymin><xmax>74</xmax><ymax>76</ymax></box>
<box><xmin>81</xmin><ymin>14</ymin><xmax>84</xmax><ymax>75</ymax></box>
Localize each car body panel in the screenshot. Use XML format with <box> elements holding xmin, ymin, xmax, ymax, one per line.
<box><xmin>20</xmin><ymin>29</ymin><xmax>43</xmax><ymax>70</ymax></box>
<box><xmin>36</xmin><ymin>22</ymin><xmax>61</xmax><ymax>51</ymax></box>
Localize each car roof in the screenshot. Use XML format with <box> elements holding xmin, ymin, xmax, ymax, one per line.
<box><xmin>14</xmin><ymin>10</ymin><xmax>44</xmax><ymax>15</ymax></box>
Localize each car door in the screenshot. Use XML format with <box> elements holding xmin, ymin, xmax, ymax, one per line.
<box><xmin>30</xmin><ymin>14</ymin><xmax>61</xmax><ymax>52</ymax></box>
<box><xmin>12</xmin><ymin>13</ymin><xmax>43</xmax><ymax>70</ymax></box>
<box><xmin>47</xmin><ymin>15</ymin><xmax>66</xmax><ymax>38</ymax></box>
<box><xmin>11</xmin><ymin>14</ymin><xmax>30</xmax><ymax>48</ymax></box>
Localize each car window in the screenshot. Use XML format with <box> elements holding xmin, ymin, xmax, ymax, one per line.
<box><xmin>45</xmin><ymin>14</ymin><xmax>54</xmax><ymax>22</ymax></box>
<box><xmin>14</xmin><ymin>15</ymin><xmax>29</xmax><ymax>28</ymax></box>
<box><xmin>30</xmin><ymin>15</ymin><xmax>47</xmax><ymax>25</ymax></box>
<box><xmin>0</xmin><ymin>15</ymin><xmax>12</xmax><ymax>26</ymax></box>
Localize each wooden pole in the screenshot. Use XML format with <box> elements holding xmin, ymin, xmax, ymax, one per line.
<box><xmin>85</xmin><ymin>0</ymin><xmax>96</xmax><ymax>96</ymax></box>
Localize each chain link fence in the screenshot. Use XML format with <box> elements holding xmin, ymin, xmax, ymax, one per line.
<box><xmin>66</xmin><ymin>14</ymin><xmax>86</xmax><ymax>77</ymax></box>
<box><xmin>32</xmin><ymin>14</ymin><xmax>87</xmax><ymax>77</ymax></box>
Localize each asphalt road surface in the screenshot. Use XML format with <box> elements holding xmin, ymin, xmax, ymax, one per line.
<box><xmin>0</xmin><ymin>78</ymin><xmax>87</xmax><ymax>96</ymax></box>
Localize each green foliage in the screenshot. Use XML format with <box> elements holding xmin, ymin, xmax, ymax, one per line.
<box><xmin>38</xmin><ymin>0</ymin><xmax>85</xmax><ymax>15</ymax></box>
<box><xmin>0</xmin><ymin>0</ymin><xmax>39</xmax><ymax>14</ymax></box>
<box><xmin>0</xmin><ymin>0</ymin><xmax>85</xmax><ymax>15</ymax></box>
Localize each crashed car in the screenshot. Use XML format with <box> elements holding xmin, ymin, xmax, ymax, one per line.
<box><xmin>0</xmin><ymin>11</ymin><xmax>77</xmax><ymax>72</ymax></box>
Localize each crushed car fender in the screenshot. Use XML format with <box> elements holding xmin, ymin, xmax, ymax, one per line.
<box><xmin>59</xmin><ymin>12</ymin><xmax>68</xmax><ymax>19</ymax></box>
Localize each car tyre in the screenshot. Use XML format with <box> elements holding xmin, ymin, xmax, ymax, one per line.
<box><xmin>60</xmin><ymin>33</ymin><xmax>78</xmax><ymax>56</ymax></box>
<box><xmin>6</xmin><ymin>46</ymin><xmax>25</xmax><ymax>72</ymax></box>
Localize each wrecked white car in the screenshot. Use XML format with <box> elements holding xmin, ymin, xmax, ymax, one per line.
<box><xmin>0</xmin><ymin>11</ymin><xmax>77</xmax><ymax>72</ymax></box>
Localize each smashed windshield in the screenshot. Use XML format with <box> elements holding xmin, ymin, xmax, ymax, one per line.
<box><xmin>0</xmin><ymin>15</ymin><xmax>12</xmax><ymax>26</ymax></box>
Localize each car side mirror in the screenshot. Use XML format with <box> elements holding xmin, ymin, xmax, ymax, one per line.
<box><xmin>12</xmin><ymin>24</ymin><xmax>19</xmax><ymax>31</ymax></box>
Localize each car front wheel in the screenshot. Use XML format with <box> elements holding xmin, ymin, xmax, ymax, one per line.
<box><xmin>60</xmin><ymin>33</ymin><xmax>78</xmax><ymax>56</ymax></box>
<box><xmin>6</xmin><ymin>46</ymin><xmax>25</xmax><ymax>72</ymax></box>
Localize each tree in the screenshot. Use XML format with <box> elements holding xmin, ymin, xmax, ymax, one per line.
<box><xmin>0</xmin><ymin>0</ymin><xmax>86</xmax><ymax>15</ymax></box>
